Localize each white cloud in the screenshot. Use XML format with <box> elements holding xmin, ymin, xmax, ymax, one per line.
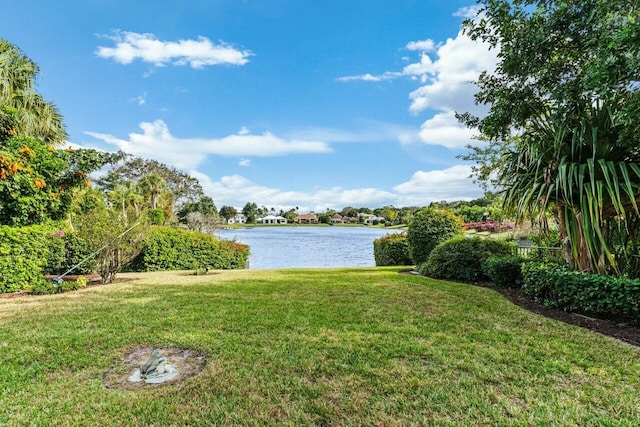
<box><xmin>336</xmin><ymin>72</ymin><xmax>400</xmax><ymax>83</ymax></box>
<box><xmin>96</xmin><ymin>31</ymin><xmax>252</xmax><ymax>68</ymax></box>
<box><xmin>287</xmin><ymin>121</ymin><xmax>419</xmax><ymax>145</ymax></box>
<box><xmin>239</xmin><ymin>159</ymin><xmax>251</xmax><ymax>167</ymax></box>
<box><xmin>393</xmin><ymin>165</ymin><xmax>483</xmax><ymax>203</ymax></box>
<box><xmin>130</xmin><ymin>92</ymin><xmax>147</xmax><ymax>106</ymax></box>
<box><xmin>85</xmin><ymin>120</ymin><xmax>331</xmax><ymax>169</ymax></box>
<box><xmin>408</xmin><ymin>30</ymin><xmax>497</xmax><ymax>115</ymax></box>
<box><xmin>189</xmin><ymin>165</ymin><xmax>483</xmax><ymax>210</ymax></box>
<box><xmin>418</xmin><ymin>112</ymin><xmax>477</xmax><ymax>149</ymax></box>
<box><xmin>336</xmin><ymin>16</ymin><xmax>497</xmax><ymax>150</ymax></box>
<box><xmin>406</xmin><ymin>39</ymin><xmax>436</xmax><ymax>52</ymax></box>
<box><xmin>453</xmin><ymin>6</ymin><xmax>481</xmax><ymax>18</ymax></box>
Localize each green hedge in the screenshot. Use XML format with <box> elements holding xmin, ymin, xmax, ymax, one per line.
<box><xmin>522</xmin><ymin>262</ymin><xmax>640</xmax><ymax>319</ymax></box>
<box><xmin>373</xmin><ymin>233</ymin><xmax>413</xmax><ymax>266</ymax></box>
<box><xmin>482</xmin><ymin>255</ymin><xmax>526</xmax><ymax>288</ymax></box>
<box><xmin>407</xmin><ymin>209</ymin><xmax>463</xmax><ymax>264</ymax></box>
<box><xmin>420</xmin><ymin>237</ymin><xmax>513</xmax><ymax>282</ymax></box>
<box><xmin>129</xmin><ymin>226</ymin><xmax>249</xmax><ymax>271</ymax></box>
<box><xmin>0</xmin><ymin>225</ymin><xmax>65</xmax><ymax>292</ymax></box>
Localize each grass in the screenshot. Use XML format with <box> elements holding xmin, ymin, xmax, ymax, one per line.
<box><xmin>1</xmin><ymin>267</ymin><xmax>639</xmax><ymax>425</ymax></box>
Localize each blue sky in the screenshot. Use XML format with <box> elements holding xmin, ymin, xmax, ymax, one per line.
<box><xmin>4</xmin><ymin>1</ymin><xmax>496</xmax><ymax>211</ymax></box>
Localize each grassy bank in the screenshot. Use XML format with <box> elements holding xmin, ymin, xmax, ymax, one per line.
<box><xmin>1</xmin><ymin>268</ymin><xmax>638</xmax><ymax>425</ymax></box>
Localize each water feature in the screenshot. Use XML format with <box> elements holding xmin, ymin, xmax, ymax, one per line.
<box><xmin>216</xmin><ymin>226</ymin><xmax>403</xmax><ymax>269</ymax></box>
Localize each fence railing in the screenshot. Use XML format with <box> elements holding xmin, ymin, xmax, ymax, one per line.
<box><xmin>512</xmin><ymin>246</ymin><xmax>563</xmax><ymax>261</ymax></box>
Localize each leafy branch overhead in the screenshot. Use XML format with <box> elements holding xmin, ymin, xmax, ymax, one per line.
<box><xmin>460</xmin><ymin>0</ymin><xmax>640</xmax><ymax>274</ymax></box>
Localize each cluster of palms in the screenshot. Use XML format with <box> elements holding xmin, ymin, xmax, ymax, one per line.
<box><xmin>0</xmin><ymin>39</ymin><xmax>66</xmax><ymax>146</ymax></box>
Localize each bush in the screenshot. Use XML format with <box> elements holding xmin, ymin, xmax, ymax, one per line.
<box><xmin>406</xmin><ymin>209</ymin><xmax>463</xmax><ymax>264</ymax></box>
<box><xmin>373</xmin><ymin>233</ymin><xmax>413</xmax><ymax>266</ymax></box>
<box><xmin>482</xmin><ymin>255</ymin><xmax>526</xmax><ymax>288</ymax></box>
<box><xmin>60</xmin><ymin>232</ymin><xmax>96</xmax><ymax>274</ymax></box>
<box><xmin>422</xmin><ymin>237</ymin><xmax>513</xmax><ymax>282</ymax></box>
<box><xmin>147</xmin><ymin>208</ymin><xmax>165</xmax><ymax>225</ymax></box>
<box><xmin>31</xmin><ymin>277</ymin><xmax>83</xmax><ymax>295</ymax></box>
<box><xmin>522</xmin><ymin>262</ymin><xmax>640</xmax><ymax>319</ymax></box>
<box><xmin>0</xmin><ymin>225</ymin><xmax>65</xmax><ymax>292</ymax></box>
<box><xmin>129</xmin><ymin>226</ymin><xmax>249</xmax><ymax>271</ymax></box>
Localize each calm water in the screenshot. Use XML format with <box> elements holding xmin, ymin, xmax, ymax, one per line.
<box><xmin>216</xmin><ymin>226</ymin><xmax>403</xmax><ymax>269</ymax></box>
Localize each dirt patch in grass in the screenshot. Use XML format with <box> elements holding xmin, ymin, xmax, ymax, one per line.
<box><xmin>103</xmin><ymin>347</ymin><xmax>207</xmax><ymax>391</ymax></box>
<box><xmin>399</xmin><ymin>269</ymin><xmax>640</xmax><ymax>347</ymax></box>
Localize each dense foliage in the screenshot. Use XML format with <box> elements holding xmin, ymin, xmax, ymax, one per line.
<box><xmin>461</xmin><ymin>0</ymin><xmax>640</xmax><ymax>274</ymax></box>
<box><xmin>406</xmin><ymin>209</ymin><xmax>463</xmax><ymax>264</ymax></box>
<box><xmin>97</xmin><ymin>157</ymin><xmax>204</xmax><ymax>209</ymax></box>
<box><xmin>73</xmin><ymin>207</ymin><xmax>148</xmax><ymax>284</ymax></box>
<box><xmin>482</xmin><ymin>255</ymin><xmax>526</xmax><ymax>288</ymax></box>
<box><xmin>0</xmin><ymin>40</ymin><xmax>67</xmax><ymax>145</ymax></box>
<box><xmin>0</xmin><ymin>224</ymin><xmax>64</xmax><ymax>292</ymax></box>
<box><xmin>129</xmin><ymin>227</ymin><xmax>249</xmax><ymax>272</ymax></box>
<box><xmin>373</xmin><ymin>233</ymin><xmax>413</xmax><ymax>266</ymax></box>
<box><xmin>419</xmin><ymin>237</ymin><xmax>513</xmax><ymax>282</ymax></box>
<box><xmin>0</xmin><ymin>125</ymin><xmax>123</xmax><ymax>226</ymax></box>
<box><xmin>522</xmin><ymin>262</ymin><xmax>640</xmax><ymax>320</ymax></box>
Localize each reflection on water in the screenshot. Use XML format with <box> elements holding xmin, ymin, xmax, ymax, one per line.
<box><xmin>215</xmin><ymin>226</ymin><xmax>403</xmax><ymax>269</ymax></box>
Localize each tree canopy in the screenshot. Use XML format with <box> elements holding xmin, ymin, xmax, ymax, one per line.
<box><xmin>0</xmin><ymin>39</ymin><xmax>67</xmax><ymax>145</ymax></box>
<box><xmin>461</xmin><ymin>0</ymin><xmax>640</xmax><ymax>274</ymax></box>
<box><xmin>97</xmin><ymin>157</ymin><xmax>204</xmax><ymax>209</ymax></box>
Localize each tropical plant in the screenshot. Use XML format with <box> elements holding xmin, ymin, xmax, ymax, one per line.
<box><xmin>500</xmin><ymin>104</ymin><xmax>640</xmax><ymax>274</ymax></box>
<box><xmin>0</xmin><ymin>39</ymin><xmax>67</xmax><ymax>145</ymax></box>
<box><xmin>460</xmin><ymin>0</ymin><xmax>640</xmax><ymax>275</ymax></box>
<box><xmin>0</xmin><ymin>131</ymin><xmax>123</xmax><ymax>226</ymax></box>
<box><xmin>138</xmin><ymin>173</ymin><xmax>169</xmax><ymax>210</ymax></box>
<box><xmin>97</xmin><ymin>157</ymin><xmax>204</xmax><ymax>209</ymax></box>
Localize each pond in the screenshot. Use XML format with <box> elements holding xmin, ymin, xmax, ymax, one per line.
<box><xmin>215</xmin><ymin>226</ymin><xmax>403</xmax><ymax>269</ymax></box>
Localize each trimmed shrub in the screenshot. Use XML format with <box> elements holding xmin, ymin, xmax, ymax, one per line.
<box><xmin>31</xmin><ymin>277</ymin><xmax>83</xmax><ymax>295</ymax></box>
<box><xmin>0</xmin><ymin>225</ymin><xmax>65</xmax><ymax>292</ymax></box>
<box><xmin>60</xmin><ymin>232</ymin><xmax>96</xmax><ymax>274</ymax></box>
<box><xmin>406</xmin><ymin>209</ymin><xmax>463</xmax><ymax>264</ymax></box>
<box><xmin>374</xmin><ymin>233</ymin><xmax>413</xmax><ymax>266</ymax></box>
<box><xmin>423</xmin><ymin>236</ymin><xmax>513</xmax><ymax>282</ymax></box>
<box><xmin>482</xmin><ymin>255</ymin><xmax>526</xmax><ymax>288</ymax></box>
<box><xmin>129</xmin><ymin>226</ymin><xmax>249</xmax><ymax>271</ymax></box>
<box><xmin>522</xmin><ymin>262</ymin><xmax>640</xmax><ymax>319</ymax></box>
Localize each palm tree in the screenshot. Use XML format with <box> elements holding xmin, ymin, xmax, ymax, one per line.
<box><xmin>108</xmin><ymin>181</ymin><xmax>143</xmax><ymax>219</ymax></box>
<box><xmin>0</xmin><ymin>39</ymin><xmax>67</xmax><ymax>145</ymax></box>
<box><xmin>138</xmin><ymin>173</ymin><xmax>169</xmax><ymax>210</ymax></box>
<box><xmin>500</xmin><ymin>102</ymin><xmax>640</xmax><ymax>274</ymax></box>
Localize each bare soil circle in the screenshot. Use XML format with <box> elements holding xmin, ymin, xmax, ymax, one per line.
<box><xmin>103</xmin><ymin>347</ymin><xmax>207</xmax><ymax>390</ymax></box>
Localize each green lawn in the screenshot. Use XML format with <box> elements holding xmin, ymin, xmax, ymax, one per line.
<box><xmin>1</xmin><ymin>268</ymin><xmax>639</xmax><ymax>425</ymax></box>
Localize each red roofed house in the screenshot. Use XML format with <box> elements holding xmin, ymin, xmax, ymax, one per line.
<box><xmin>295</xmin><ymin>213</ymin><xmax>319</xmax><ymax>224</ymax></box>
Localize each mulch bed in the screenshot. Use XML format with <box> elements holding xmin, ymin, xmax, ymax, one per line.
<box><xmin>399</xmin><ymin>269</ymin><xmax>640</xmax><ymax>347</ymax></box>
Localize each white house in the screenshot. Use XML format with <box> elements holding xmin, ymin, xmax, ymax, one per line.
<box><xmin>257</xmin><ymin>215</ymin><xmax>287</xmax><ymax>224</ymax></box>
<box><xmin>359</xmin><ymin>213</ymin><xmax>386</xmax><ymax>225</ymax></box>
<box><xmin>227</xmin><ymin>213</ymin><xmax>247</xmax><ymax>224</ymax></box>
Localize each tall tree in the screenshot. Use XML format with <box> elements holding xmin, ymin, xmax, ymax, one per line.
<box><xmin>461</xmin><ymin>0</ymin><xmax>640</xmax><ymax>274</ymax></box>
<box><xmin>138</xmin><ymin>173</ymin><xmax>169</xmax><ymax>210</ymax></box>
<box><xmin>242</xmin><ymin>202</ymin><xmax>258</xmax><ymax>223</ymax></box>
<box><xmin>0</xmin><ymin>39</ymin><xmax>67</xmax><ymax>145</ymax></box>
<box><xmin>97</xmin><ymin>157</ymin><xmax>204</xmax><ymax>208</ymax></box>
<box><xmin>219</xmin><ymin>205</ymin><xmax>237</xmax><ymax>221</ymax></box>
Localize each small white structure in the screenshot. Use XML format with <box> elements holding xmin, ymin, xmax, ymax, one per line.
<box><xmin>359</xmin><ymin>213</ymin><xmax>386</xmax><ymax>225</ymax></box>
<box><xmin>257</xmin><ymin>215</ymin><xmax>287</xmax><ymax>224</ymax></box>
<box><xmin>227</xmin><ymin>213</ymin><xmax>247</xmax><ymax>224</ymax></box>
